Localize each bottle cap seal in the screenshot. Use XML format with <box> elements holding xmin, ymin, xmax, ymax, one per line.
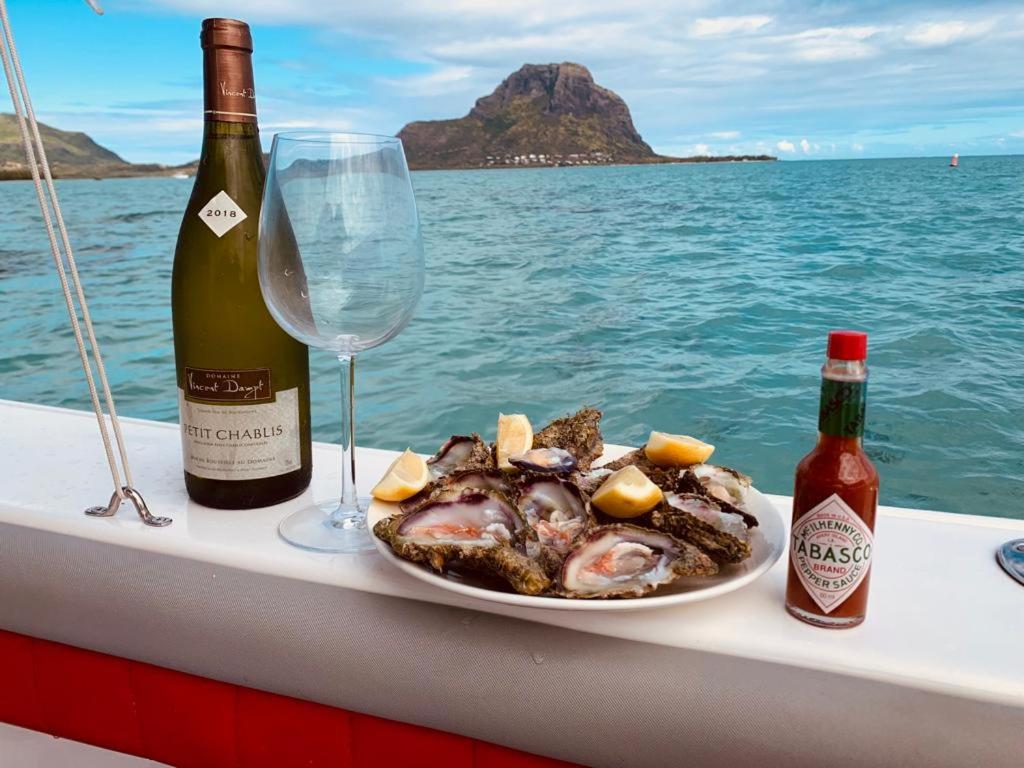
<box><xmin>827</xmin><ymin>330</ymin><xmax>868</xmax><ymax>361</ymax></box>
<box><xmin>201</xmin><ymin>18</ymin><xmax>256</xmax><ymax>124</ymax></box>
<box><xmin>201</xmin><ymin>18</ymin><xmax>252</xmax><ymax>52</ymax></box>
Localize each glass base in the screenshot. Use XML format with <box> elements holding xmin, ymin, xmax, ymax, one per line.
<box><xmin>278</xmin><ymin>498</ymin><xmax>375</xmax><ymax>553</ymax></box>
<box><xmin>786</xmin><ymin>603</ymin><xmax>865</xmax><ymax>629</ymax></box>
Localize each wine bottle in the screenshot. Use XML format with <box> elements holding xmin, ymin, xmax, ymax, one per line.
<box><xmin>172</xmin><ymin>18</ymin><xmax>312</xmax><ymax>509</ymax></box>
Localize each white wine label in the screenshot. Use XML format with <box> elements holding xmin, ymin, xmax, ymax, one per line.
<box><xmin>790</xmin><ymin>494</ymin><xmax>874</xmax><ymax>614</ymax></box>
<box><xmin>198</xmin><ymin>190</ymin><xmax>247</xmax><ymax>238</ymax></box>
<box><xmin>178</xmin><ymin>385</ymin><xmax>300</xmax><ymax>481</ymax></box>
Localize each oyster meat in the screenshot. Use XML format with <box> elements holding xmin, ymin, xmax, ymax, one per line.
<box><xmin>400</xmin><ymin>468</ymin><xmax>516</xmax><ymax>513</ymax></box>
<box><xmin>517</xmin><ymin>475</ymin><xmax>592</xmax><ymax>574</ymax></box>
<box><xmin>652</xmin><ymin>492</ymin><xmax>752</xmax><ymax>564</ymax></box>
<box><xmin>559</xmin><ymin>524</ymin><xmax>717</xmax><ymax>598</ymax></box>
<box><xmin>374</xmin><ymin>490</ymin><xmax>550</xmax><ymax>595</ymax></box>
<box><xmin>426</xmin><ymin>434</ymin><xmax>494</xmax><ymax>478</ymax></box>
<box><xmin>509</xmin><ymin>447</ymin><xmax>577</xmax><ymax>475</ymax></box>
<box><xmin>532</xmin><ymin>407</ymin><xmax>604</xmax><ymax>471</ymax></box>
<box><xmin>676</xmin><ymin>464</ymin><xmax>758</xmax><ymax>527</ymax></box>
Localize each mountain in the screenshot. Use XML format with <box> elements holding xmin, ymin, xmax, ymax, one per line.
<box><xmin>0</xmin><ymin>113</ymin><xmax>127</xmax><ymax>167</ymax></box>
<box><xmin>398</xmin><ymin>63</ymin><xmax>656</xmax><ymax>169</ymax></box>
<box><xmin>0</xmin><ymin>113</ymin><xmax>189</xmax><ymax>180</ymax></box>
<box><xmin>398</xmin><ymin>63</ymin><xmax>775</xmax><ymax>170</ymax></box>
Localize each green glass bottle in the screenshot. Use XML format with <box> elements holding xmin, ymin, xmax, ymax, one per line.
<box><xmin>172</xmin><ymin>18</ymin><xmax>311</xmax><ymax>509</ymax></box>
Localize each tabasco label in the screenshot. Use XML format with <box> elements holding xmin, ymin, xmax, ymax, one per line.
<box><xmin>791</xmin><ymin>494</ymin><xmax>874</xmax><ymax>613</ymax></box>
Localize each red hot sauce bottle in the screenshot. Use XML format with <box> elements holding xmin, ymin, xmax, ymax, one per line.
<box><xmin>785</xmin><ymin>330</ymin><xmax>879</xmax><ymax>629</ymax></box>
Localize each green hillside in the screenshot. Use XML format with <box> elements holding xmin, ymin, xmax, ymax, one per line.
<box><xmin>0</xmin><ymin>113</ymin><xmax>126</xmax><ymax>167</ymax></box>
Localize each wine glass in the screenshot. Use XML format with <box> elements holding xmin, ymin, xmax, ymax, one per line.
<box><xmin>258</xmin><ymin>131</ymin><xmax>424</xmax><ymax>553</ymax></box>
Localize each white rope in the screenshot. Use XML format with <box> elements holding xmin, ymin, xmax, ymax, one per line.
<box><xmin>0</xmin><ymin>0</ymin><xmax>132</xmax><ymax>498</ymax></box>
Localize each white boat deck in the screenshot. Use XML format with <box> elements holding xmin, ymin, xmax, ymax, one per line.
<box><xmin>1</xmin><ymin>399</ymin><xmax>1023</xmax><ymax>767</ymax></box>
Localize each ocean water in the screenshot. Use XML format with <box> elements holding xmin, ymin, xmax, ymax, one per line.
<box><xmin>1</xmin><ymin>156</ymin><xmax>1022</xmax><ymax>518</ymax></box>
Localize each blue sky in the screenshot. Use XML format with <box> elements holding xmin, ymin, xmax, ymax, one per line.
<box><xmin>6</xmin><ymin>0</ymin><xmax>1024</xmax><ymax>163</ymax></box>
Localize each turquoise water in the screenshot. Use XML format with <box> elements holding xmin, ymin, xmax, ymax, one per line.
<box><xmin>1</xmin><ymin>156</ymin><xmax>1022</xmax><ymax>518</ymax></box>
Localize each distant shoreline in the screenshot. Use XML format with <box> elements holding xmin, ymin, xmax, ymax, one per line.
<box><xmin>0</xmin><ymin>163</ymin><xmax>195</xmax><ymax>182</ymax></box>
<box><xmin>408</xmin><ymin>157</ymin><xmax>777</xmax><ymax>173</ymax></box>
<box><xmin>0</xmin><ymin>155</ymin><xmax>778</xmax><ymax>181</ymax></box>
<box><xmin>407</xmin><ymin>154</ymin><xmax>777</xmax><ymax>172</ymax></box>
<box><xmin>5</xmin><ymin>153</ymin><xmax>1017</xmax><ymax>182</ymax></box>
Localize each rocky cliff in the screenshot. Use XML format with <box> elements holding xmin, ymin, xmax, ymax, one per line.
<box><xmin>398</xmin><ymin>63</ymin><xmax>662</xmax><ymax>170</ymax></box>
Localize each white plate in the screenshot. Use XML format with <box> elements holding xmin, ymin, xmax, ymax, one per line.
<box><xmin>368</xmin><ymin>485</ymin><xmax>785</xmax><ymax>612</ymax></box>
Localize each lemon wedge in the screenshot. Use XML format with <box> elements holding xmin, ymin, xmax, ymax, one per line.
<box><xmin>371</xmin><ymin>449</ymin><xmax>430</xmax><ymax>502</ymax></box>
<box><xmin>591</xmin><ymin>465</ymin><xmax>664</xmax><ymax>519</ymax></box>
<box><xmin>644</xmin><ymin>431</ymin><xmax>715</xmax><ymax>468</ymax></box>
<box><xmin>496</xmin><ymin>413</ymin><xmax>533</xmax><ymax>470</ymax></box>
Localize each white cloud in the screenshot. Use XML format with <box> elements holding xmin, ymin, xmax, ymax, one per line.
<box><xmin>777</xmin><ymin>139</ymin><xmax>796</xmax><ymax>152</ymax></box>
<box><xmin>1010</xmin><ymin>130</ymin><xmax>1024</xmax><ymax>138</ymax></box>
<box><xmin>428</xmin><ymin>23</ymin><xmax>646</xmax><ymax>63</ymax></box>
<box><xmin>692</xmin><ymin>143</ymin><xmax>711</xmax><ymax>155</ymax></box>
<box><xmin>691</xmin><ymin>16</ymin><xmax>772</xmax><ymax>38</ymax></box>
<box><xmin>800</xmin><ymin>138</ymin><xmax>811</xmax><ymax>153</ymax></box>
<box><xmin>784</xmin><ymin>26</ymin><xmax>884</xmax><ymax>62</ymax></box>
<box><xmin>905</xmin><ymin>20</ymin><xmax>992</xmax><ymax>47</ymax></box>
<box><xmin>852</xmin><ymin>142</ymin><xmax>865</xmax><ymax>152</ymax></box>
<box><xmin>380</xmin><ymin>65</ymin><xmax>475</xmax><ymax>96</ymax></box>
<box><xmin>80</xmin><ymin>0</ymin><xmax>1024</xmax><ymax>162</ymax></box>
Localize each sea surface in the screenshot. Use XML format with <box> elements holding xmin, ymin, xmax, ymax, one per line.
<box><xmin>1</xmin><ymin>156</ymin><xmax>1022</xmax><ymax>518</ymax></box>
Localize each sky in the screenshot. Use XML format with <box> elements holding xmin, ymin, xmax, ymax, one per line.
<box><xmin>4</xmin><ymin>0</ymin><xmax>1023</xmax><ymax>164</ymax></box>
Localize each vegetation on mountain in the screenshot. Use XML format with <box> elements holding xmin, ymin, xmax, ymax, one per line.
<box><xmin>0</xmin><ymin>113</ymin><xmax>191</xmax><ymax>180</ymax></box>
<box><xmin>399</xmin><ymin>63</ymin><xmax>775</xmax><ymax>169</ymax></box>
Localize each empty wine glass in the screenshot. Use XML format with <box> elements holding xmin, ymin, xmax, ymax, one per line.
<box><xmin>258</xmin><ymin>132</ymin><xmax>424</xmax><ymax>553</ymax></box>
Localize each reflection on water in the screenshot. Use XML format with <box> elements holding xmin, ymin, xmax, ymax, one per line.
<box><xmin>1</xmin><ymin>157</ymin><xmax>1023</xmax><ymax>517</ymax></box>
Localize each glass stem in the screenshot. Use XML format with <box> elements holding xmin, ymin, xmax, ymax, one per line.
<box><xmin>333</xmin><ymin>353</ymin><xmax>360</xmax><ymax>520</ymax></box>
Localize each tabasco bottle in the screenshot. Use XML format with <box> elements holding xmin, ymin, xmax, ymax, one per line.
<box><xmin>786</xmin><ymin>330</ymin><xmax>878</xmax><ymax>629</ymax></box>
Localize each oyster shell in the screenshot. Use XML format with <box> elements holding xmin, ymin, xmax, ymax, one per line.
<box><xmin>598</xmin><ymin>448</ymin><xmax>681</xmax><ymax>491</ymax></box>
<box><xmin>517</xmin><ymin>475</ymin><xmax>593</xmax><ymax>574</ymax></box>
<box><xmin>532</xmin><ymin>407</ymin><xmax>604</xmax><ymax>471</ymax></box>
<box><xmin>374</xmin><ymin>489</ymin><xmax>550</xmax><ymax>595</ymax></box>
<box><xmin>574</xmin><ymin>467</ymin><xmax>613</xmax><ymax>495</ymax></box>
<box><xmin>676</xmin><ymin>464</ymin><xmax>758</xmax><ymax>527</ymax></box>
<box><xmin>509</xmin><ymin>447</ymin><xmax>577</xmax><ymax>475</ymax></box>
<box><xmin>559</xmin><ymin>524</ymin><xmax>717</xmax><ymax>598</ymax></box>
<box><xmin>426</xmin><ymin>434</ymin><xmax>494</xmax><ymax>478</ymax></box>
<box><xmin>400</xmin><ymin>468</ymin><xmax>516</xmax><ymax>513</ymax></box>
<box><xmin>652</xmin><ymin>493</ymin><xmax>752</xmax><ymax>563</ymax></box>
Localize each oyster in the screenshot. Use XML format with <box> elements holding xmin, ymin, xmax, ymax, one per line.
<box><xmin>426</xmin><ymin>434</ymin><xmax>494</xmax><ymax>478</ymax></box>
<box><xmin>676</xmin><ymin>464</ymin><xmax>758</xmax><ymax>527</ymax></box>
<box><xmin>559</xmin><ymin>524</ymin><xmax>717</xmax><ymax>598</ymax></box>
<box><xmin>517</xmin><ymin>475</ymin><xmax>592</xmax><ymax>574</ymax></box>
<box><xmin>509</xmin><ymin>447</ymin><xmax>577</xmax><ymax>475</ymax></box>
<box><xmin>532</xmin><ymin>407</ymin><xmax>604</xmax><ymax>471</ymax></box>
<box><xmin>575</xmin><ymin>467</ymin><xmax>613</xmax><ymax>495</ymax></box>
<box><xmin>400</xmin><ymin>468</ymin><xmax>516</xmax><ymax>513</ymax></box>
<box><xmin>598</xmin><ymin>448</ymin><xmax>681</xmax><ymax>491</ymax></box>
<box><xmin>652</xmin><ymin>493</ymin><xmax>752</xmax><ymax>564</ymax></box>
<box><xmin>374</xmin><ymin>489</ymin><xmax>550</xmax><ymax>595</ymax></box>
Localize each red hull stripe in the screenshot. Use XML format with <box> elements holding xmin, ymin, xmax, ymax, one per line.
<box><xmin>0</xmin><ymin>629</ymin><xmax>582</xmax><ymax>768</ymax></box>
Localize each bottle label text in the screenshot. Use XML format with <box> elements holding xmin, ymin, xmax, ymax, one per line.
<box><xmin>791</xmin><ymin>493</ymin><xmax>874</xmax><ymax>613</ymax></box>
